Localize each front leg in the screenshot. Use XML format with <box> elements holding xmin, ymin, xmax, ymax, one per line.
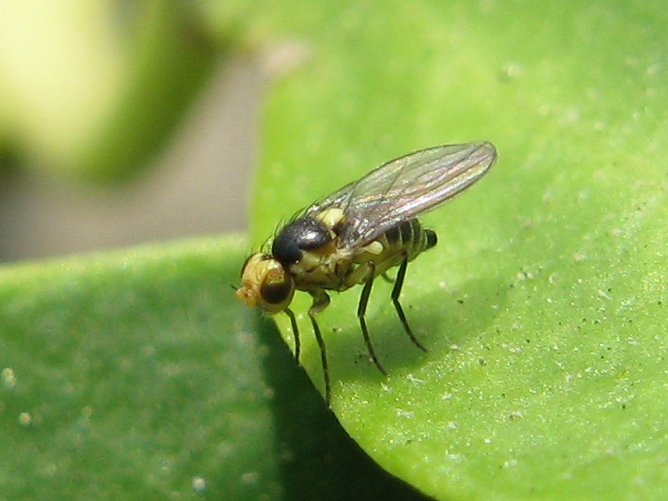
<box><xmin>284</xmin><ymin>308</ymin><xmax>301</xmax><ymax>362</ymax></box>
<box><xmin>308</xmin><ymin>290</ymin><xmax>332</xmax><ymax>405</ymax></box>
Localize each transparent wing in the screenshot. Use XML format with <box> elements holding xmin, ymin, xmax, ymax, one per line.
<box><xmin>304</xmin><ymin>141</ymin><xmax>497</xmax><ymax>247</ymax></box>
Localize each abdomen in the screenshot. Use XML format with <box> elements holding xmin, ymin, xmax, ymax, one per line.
<box><xmin>352</xmin><ymin>219</ymin><xmax>437</xmax><ymax>279</ymax></box>
<box><xmin>380</xmin><ymin>219</ymin><xmax>436</xmax><ymax>261</ymax></box>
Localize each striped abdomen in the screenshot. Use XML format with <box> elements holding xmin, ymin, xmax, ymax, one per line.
<box><xmin>300</xmin><ymin>218</ymin><xmax>438</xmax><ymax>292</ymax></box>
<box><xmin>346</xmin><ymin>218</ymin><xmax>437</xmax><ymax>285</ymax></box>
<box><xmin>379</xmin><ymin>219</ymin><xmax>437</xmax><ymax>262</ymax></box>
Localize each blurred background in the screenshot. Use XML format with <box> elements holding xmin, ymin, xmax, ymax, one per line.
<box><xmin>0</xmin><ymin>2</ymin><xmax>258</xmax><ymax>260</ymax></box>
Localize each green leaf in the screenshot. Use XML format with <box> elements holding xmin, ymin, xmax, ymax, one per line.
<box><xmin>3</xmin><ymin>0</ymin><xmax>666</xmax><ymax>499</ymax></box>
<box><xmin>0</xmin><ymin>236</ymin><xmax>427</xmax><ymax>499</ymax></box>
<box><xmin>0</xmin><ymin>237</ymin><xmax>280</xmax><ymax>499</ymax></box>
<box><xmin>226</xmin><ymin>0</ymin><xmax>668</xmax><ymax>499</ymax></box>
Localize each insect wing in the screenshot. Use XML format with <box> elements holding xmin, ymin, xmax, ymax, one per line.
<box><xmin>306</xmin><ymin>141</ymin><xmax>497</xmax><ymax>247</ymax></box>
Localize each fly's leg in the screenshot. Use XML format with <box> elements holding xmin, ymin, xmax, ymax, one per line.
<box><xmin>392</xmin><ymin>257</ymin><xmax>427</xmax><ymax>352</ymax></box>
<box><xmin>308</xmin><ymin>291</ymin><xmax>332</xmax><ymax>405</ymax></box>
<box><xmin>357</xmin><ymin>262</ymin><xmax>388</xmax><ymax>376</ymax></box>
<box><xmin>284</xmin><ymin>308</ymin><xmax>300</xmax><ymax>362</ymax></box>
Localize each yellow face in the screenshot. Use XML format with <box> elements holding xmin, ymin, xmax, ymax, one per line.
<box><xmin>235</xmin><ymin>253</ymin><xmax>295</xmax><ymax>314</ymax></box>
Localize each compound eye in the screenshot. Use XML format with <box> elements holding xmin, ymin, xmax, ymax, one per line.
<box><xmin>260</xmin><ymin>278</ymin><xmax>292</xmax><ymax>305</ymax></box>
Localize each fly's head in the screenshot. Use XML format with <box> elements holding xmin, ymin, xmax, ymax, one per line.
<box><xmin>236</xmin><ymin>252</ymin><xmax>295</xmax><ymax>314</ymax></box>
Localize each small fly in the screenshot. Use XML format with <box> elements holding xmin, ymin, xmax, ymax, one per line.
<box><xmin>236</xmin><ymin>141</ymin><xmax>497</xmax><ymax>404</ymax></box>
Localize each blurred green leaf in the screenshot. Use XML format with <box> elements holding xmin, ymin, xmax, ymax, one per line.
<box><xmin>0</xmin><ymin>1</ymin><xmax>217</xmax><ymax>182</ymax></box>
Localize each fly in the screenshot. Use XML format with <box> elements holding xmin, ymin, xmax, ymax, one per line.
<box><xmin>236</xmin><ymin>141</ymin><xmax>497</xmax><ymax>404</ymax></box>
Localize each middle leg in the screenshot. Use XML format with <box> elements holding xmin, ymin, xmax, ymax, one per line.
<box><xmin>357</xmin><ymin>262</ymin><xmax>388</xmax><ymax>376</ymax></box>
